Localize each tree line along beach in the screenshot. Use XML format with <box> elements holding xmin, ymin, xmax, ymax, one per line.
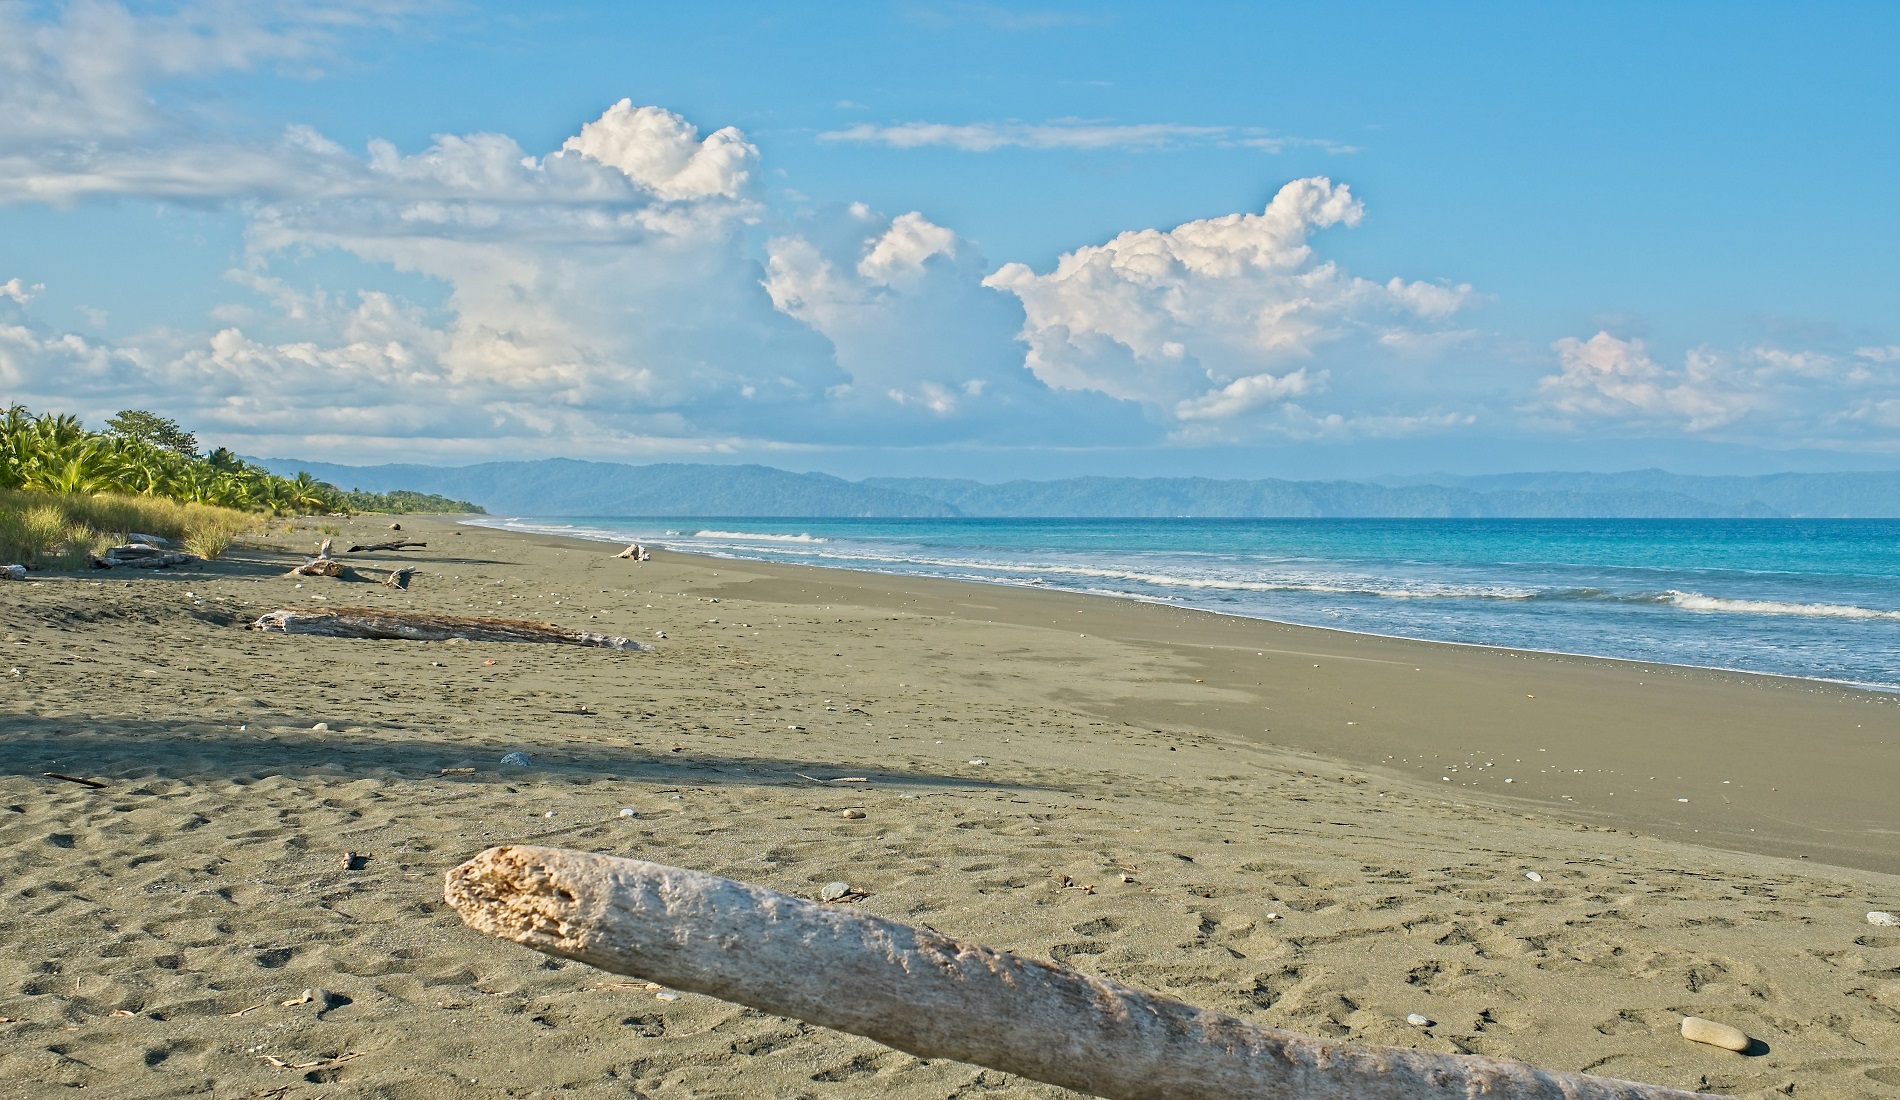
<box><xmin>1</xmin><ymin>513</ymin><xmax>1896</xmax><ymax>1096</ymax></box>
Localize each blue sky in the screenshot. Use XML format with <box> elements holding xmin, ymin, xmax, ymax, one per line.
<box><xmin>1</xmin><ymin>1</ymin><xmax>1896</xmax><ymax>479</ymax></box>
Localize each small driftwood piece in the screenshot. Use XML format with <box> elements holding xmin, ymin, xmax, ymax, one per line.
<box><xmin>287</xmin><ymin>538</ymin><xmax>349</xmax><ymax>578</ymax></box>
<box><xmin>253</xmin><ymin>608</ymin><xmax>651</xmax><ymax>651</ymax></box>
<box><xmin>382</xmin><ymin>566</ymin><xmax>417</xmax><ymax>590</ymax></box>
<box><xmin>446</xmin><ymin>847</ymin><xmax>1715</xmax><ymax>1100</ymax></box>
<box><xmin>346</xmin><ymin>539</ymin><xmax>426</xmax><ymax>553</ymax></box>
<box><xmin>617</xmin><ymin>542</ymin><xmax>650</xmax><ymax>561</ymax></box>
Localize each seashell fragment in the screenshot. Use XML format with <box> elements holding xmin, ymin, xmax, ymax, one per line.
<box><xmin>1868</xmin><ymin>911</ymin><xmax>1900</xmax><ymax>926</ymax></box>
<box><xmin>1680</xmin><ymin>1015</ymin><xmax>1750</xmax><ymax>1051</ymax></box>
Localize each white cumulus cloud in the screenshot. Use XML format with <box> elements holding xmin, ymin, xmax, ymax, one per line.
<box><xmin>982</xmin><ymin>177</ymin><xmax>1475</xmax><ymax>432</ymax></box>
<box><xmin>1533</xmin><ymin>331</ymin><xmax>1900</xmax><ymax>446</ymax></box>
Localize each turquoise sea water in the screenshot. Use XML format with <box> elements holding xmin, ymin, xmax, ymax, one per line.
<box><xmin>472</xmin><ymin>517</ymin><xmax>1900</xmax><ymax>691</ymax></box>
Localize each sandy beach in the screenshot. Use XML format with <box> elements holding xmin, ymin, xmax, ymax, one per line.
<box><xmin>2</xmin><ymin>514</ymin><xmax>1897</xmax><ymax>1098</ymax></box>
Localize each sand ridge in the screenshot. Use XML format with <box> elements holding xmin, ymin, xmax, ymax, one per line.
<box><xmin>1</xmin><ymin>515</ymin><xmax>1897</xmax><ymax>1097</ymax></box>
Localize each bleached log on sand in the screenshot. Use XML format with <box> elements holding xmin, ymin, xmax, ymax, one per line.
<box><xmin>382</xmin><ymin>566</ymin><xmax>417</xmax><ymax>589</ymax></box>
<box><xmin>253</xmin><ymin>609</ymin><xmax>650</xmax><ymax>651</ymax></box>
<box><xmin>346</xmin><ymin>539</ymin><xmax>427</xmax><ymax>553</ymax></box>
<box><xmin>616</xmin><ymin>542</ymin><xmax>650</xmax><ymax>561</ymax></box>
<box><xmin>445</xmin><ymin>846</ymin><xmax>1716</xmax><ymax>1100</ymax></box>
<box><xmin>287</xmin><ymin>538</ymin><xmax>348</xmax><ymax>578</ymax></box>
<box><xmin>89</xmin><ymin>546</ymin><xmax>198</xmax><ymax>569</ymax></box>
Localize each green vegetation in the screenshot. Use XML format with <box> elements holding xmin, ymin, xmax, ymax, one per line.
<box><xmin>0</xmin><ymin>489</ymin><xmax>256</xmax><ymax>567</ymax></box>
<box><xmin>1</xmin><ymin>404</ymin><xmax>482</xmax><ymax>568</ymax></box>
<box><xmin>2</xmin><ymin>404</ymin><xmax>482</xmax><ymax>514</ymax></box>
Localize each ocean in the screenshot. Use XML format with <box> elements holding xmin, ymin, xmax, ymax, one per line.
<box><xmin>469</xmin><ymin>516</ymin><xmax>1900</xmax><ymax>691</ymax></box>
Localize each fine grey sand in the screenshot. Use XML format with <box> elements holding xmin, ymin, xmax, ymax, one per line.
<box><xmin>2</xmin><ymin>515</ymin><xmax>1897</xmax><ymax>1098</ymax></box>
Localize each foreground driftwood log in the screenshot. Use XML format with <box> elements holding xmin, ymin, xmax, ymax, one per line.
<box><xmin>253</xmin><ymin>609</ymin><xmax>650</xmax><ymax>650</ymax></box>
<box><xmin>446</xmin><ymin>846</ymin><xmax>1715</xmax><ymax>1100</ymax></box>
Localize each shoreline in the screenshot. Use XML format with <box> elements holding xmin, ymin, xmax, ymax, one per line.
<box><xmin>462</xmin><ymin>514</ymin><xmax>1900</xmax><ymax>696</ymax></box>
<box><xmin>3</xmin><ymin>513</ymin><xmax>1897</xmax><ymax>1095</ymax></box>
<box><xmin>465</xmin><ymin>516</ymin><xmax>1900</xmax><ymax>878</ymax></box>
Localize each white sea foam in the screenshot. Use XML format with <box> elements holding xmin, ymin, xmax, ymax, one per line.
<box><xmin>1662</xmin><ymin>591</ymin><xmax>1900</xmax><ymax>620</ymax></box>
<box><xmin>693</xmin><ymin>530</ymin><xmax>828</xmax><ymax>543</ymax></box>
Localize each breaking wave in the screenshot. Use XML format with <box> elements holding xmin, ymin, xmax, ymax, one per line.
<box><xmin>1660</xmin><ymin>591</ymin><xmax>1900</xmax><ymax>620</ymax></box>
<box><xmin>692</xmin><ymin>530</ymin><xmax>828</xmax><ymax>543</ymax></box>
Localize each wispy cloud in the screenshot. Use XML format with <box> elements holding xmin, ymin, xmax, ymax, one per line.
<box><xmin>819</xmin><ymin>120</ymin><xmax>1356</xmax><ymax>154</ymax></box>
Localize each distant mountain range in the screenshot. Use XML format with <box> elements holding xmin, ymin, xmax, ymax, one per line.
<box><xmin>257</xmin><ymin>457</ymin><xmax>1900</xmax><ymax>518</ymax></box>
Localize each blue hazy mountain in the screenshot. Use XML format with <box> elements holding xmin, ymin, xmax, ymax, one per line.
<box><xmin>256</xmin><ymin>457</ymin><xmax>1900</xmax><ymax>518</ymax></box>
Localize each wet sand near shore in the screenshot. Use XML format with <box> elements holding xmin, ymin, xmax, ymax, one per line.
<box><xmin>1</xmin><ymin>515</ymin><xmax>1897</xmax><ymax>1098</ymax></box>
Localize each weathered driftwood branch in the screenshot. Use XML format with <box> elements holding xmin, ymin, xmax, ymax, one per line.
<box><xmin>382</xmin><ymin>566</ymin><xmax>417</xmax><ymax>590</ymax></box>
<box><xmin>445</xmin><ymin>847</ymin><xmax>1715</xmax><ymax>1100</ymax></box>
<box><xmin>253</xmin><ymin>609</ymin><xmax>650</xmax><ymax>651</ymax></box>
<box><xmin>287</xmin><ymin>538</ymin><xmax>349</xmax><ymax>578</ymax></box>
<box><xmin>617</xmin><ymin>542</ymin><xmax>650</xmax><ymax>561</ymax></box>
<box><xmin>347</xmin><ymin>539</ymin><xmax>427</xmax><ymax>553</ymax></box>
<box><xmin>89</xmin><ymin>544</ymin><xmax>198</xmax><ymax>569</ymax></box>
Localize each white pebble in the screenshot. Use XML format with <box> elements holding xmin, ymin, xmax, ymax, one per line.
<box><xmin>311</xmin><ymin>722</ymin><xmax>329</xmax><ymax>731</ymax></box>
<box><xmin>820</xmin><ymin>881</ymin><xmax>851</xmax><ymax>902</ymax></box>
<box><xmin>1263</xmin><ymin>912</ymin><xmax>1280</xmax><ymax>921</ymax></box>
<box><xmin>1869</xmin><ymin>911</ymin><xmax>1900</xmax><ymax>926</ymax></box>
<box><xmin>618</xmin><ymin>807</ymin><xmax>638</xmax><ymax>819</ymax></box>
<box><xmin>1524</xmin><ymin>871</ymin><xmax>1542</xmax><ymax>882</ymax></box>
<box><xmin>968</xmin><ymin>758</ymin><xmax>988</xmax><ymax>766</ymax></box>
<box><xmin>654</xmin><ymin>991</ymin><xmax>679</xmax><ymax>1002</ymax></box>
<box><xmin>1406</xmin><ymin>1013</ymin><xmax>1432</xmax><ymax>1027</ymax></box>
<box><xmin>840</xmin><ymin>808</ymin><xmax>866</xmax><ymax>820</ymax></box>
<box><xmin>1680</xmin><ymin>1015</ymin><xmax>1750</xmax><ymax>1051</ymax></box>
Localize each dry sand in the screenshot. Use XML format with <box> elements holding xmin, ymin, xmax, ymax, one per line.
<box><xmin>2</xmin><ymin>514</ymin><xmax>1897</xmax><ymax>1098</ymax></box>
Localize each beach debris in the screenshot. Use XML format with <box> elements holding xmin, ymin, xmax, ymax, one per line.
<box><xmin>341</xmin><ymin>851</ymin><xmax>366</xmax><ymax>871</ymax></box>
<box><xmin>968</xmin><ymin>758</ymin><xmax>989</xmax><ymax>766</ymax></box>
<box><xmin>259</xmin><ymin>1051</ymin><xmax>361</xmax><ymax>1071</ymax></box>
<box><xmin>655</xmin><ymin>990</ymin><xmax>679</xmax><ymax>1001</ymax></box>
<box><xmin>438</xmin><ymin>767</ymin><xmax>476</xmax><ymax>776</ymax></box>
<box><xmin>282</xmin><ymin>989</ymin><xmax>316</xmax><ymax>1007</ymax></box>
<box><xmin>88</xmin><ymin>542</ymin><xmax>198</xmax><ymax>570</ymax></box>
<box><xmin>1406</xmin><ymin>1014</ymin><xmax>1432</xmax><ymax>1028</ymax></box>
<box><xmin>1868</xmin><ymin>911</ymin><xmax>1900</xmax><ymax>926</ymax></box>
<box><xmin>796</xmin><ymin>773</ymin><xmax>869</xmax><ymax>784</ymax></box>
<box><xmin>1679</xmin><ymin>1016</ymin><xmax>1751</xmax><ymax>1052</ymax></box>
<box><xmin>346</xmin><ymin>539</ymin><xmax>426</xmax><ymax>553</ymax></box>
<box><xmin>1263</xmin><ymin>912</ymin><xmax>1280</xmax><ymax>921</ymax></box>
<box><xmin>387</xmin><ymin>523</ymin><xmax>401</xmax><ymax>531</ymax></box>
<box><xmin>42</xmin><ymin>771</ymin><xmax>107</xmax><ymax>789</ymax></box>
<box><xmin>252</xmin><ymin>607</ymin><xmax>652</xmax><ymax>651</ymax></box>
<box><xmin>286</xmin><ymin>538</ymin><xmax>349</xmax><ymax>578</ymax></box>
<box><xmin>840</xmin><ymin>808</ymin><xmax>867</xmax><ymax>819</ymax></box>
<box><xmin>618</xmin><ymin>543</ymin><xmax>651</xmax><ymax>561</ymax></box>
<box><xmin>818</xmin><ymin>881</ymin><xmax>871</xmax><ymax>903</ymax></box>
<box><xmin>311</xmin><ymin>722</ymin><xmax>329</xmax><ymax>731</ymax></box>
<box><xmin>1524</xmin><ymin>871</ymin><xmax>1543</xmax><ymax>882</ymax></box>
<box><xmin>448</xmin><ymin>846</ymin><xmax>1720</xmax><ymax>1100</ymax></box>
<box><xmin>127</xmin><ymin>532</ymin><xmax>171</xmax><ymax>547</ymax></box>
<box><xmin>1055</xmin><ymin>875</ymin><xmax>1095</xmax><ymax>895</ymax></box>
<box><xmin>383</xmin><ymin>566</ymin><xmax>417</xmax><ymax>590</ymax></box>
<box><xmin>3</xmin><ymin>563</ymin><xmax>27</xmax><ymax>580</ymax></box>
<box><xmin>653</xmin><ymin>630</ymin><xmax>666</xmax><ymax>638</ymax></box>
<box><xmin>619</xmin><ymin>807</ymin><xmax>638</xmax><ymax>819</ymax></box>
<box><xmin>500</xmin><ymin>751</ymin><xmax>532</xmax><ymax>767</ymax></box>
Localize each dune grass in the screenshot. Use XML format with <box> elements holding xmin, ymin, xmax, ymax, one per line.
<box><xmin>0</xmin><ymin>489</ymin><xmax>258</xmax><ymax>568</ymax></box>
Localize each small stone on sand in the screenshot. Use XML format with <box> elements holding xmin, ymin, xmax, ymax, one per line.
<box><xmin>311</xmin><ymin>722</ymin><xmax>328</xmax><ymax>731</ymax></box>
<box><xmin>820</xmin><ymin>881</ymin><xmax>851</xmax><ymax>901</ymax></box>
<box><xmin>1525</xmin><ymin>871</ymin><xmax>1542</xmax><ymax>882</ymax></box>
<box><xmin>840</xmin><ymin>808</ymin><xmax>866</xmax><ymax>819</ymax></box>
<box><xmin>1868</xmin><ymin>911</ymin><xmax>1900</xmax><ymax>926</ymax></box>
<box><xmin>1680</xmin><ymin>1015</ymin><xmax>1750</xmax><ymax>1051</ymax></box>
<box><xmin>499</xmin><ymin>751</ymin><xmax>531</xmax><ymax>766</ymax></box>
<box><xmin>1406</xmin><ymin>1013</ymin><xmax>1432</xmax><ymax>1027</ymax></box>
